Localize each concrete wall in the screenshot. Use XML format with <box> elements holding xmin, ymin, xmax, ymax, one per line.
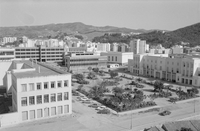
<box><xmin>0</xmin><ymin>112</ymin><xmax>19</xmax><ymax>127</ymax></box>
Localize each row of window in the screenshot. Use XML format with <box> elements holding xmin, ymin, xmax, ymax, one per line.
<box><xmin>21</xmin><ymin>92</ymin><xmax>69</xmax><ymax>106</ymax></box>
<box><xmin>21</xmin><ymin>80</ymin><xmax>68</xmax><ymax>92</ymax></box>
<box><xmin>70</xmin><ymin>59</ymin><xmax>99</xmax><ymax>62</ymax></box>
<box><xmin>22</xmin><ymin>105</ymin><xmax>69</xmax><ymax>121</ymax></box>
<box><xmin>108</xmin><ymin>56</ymin><xmax>117</xmax><ymax>62</ymax></box>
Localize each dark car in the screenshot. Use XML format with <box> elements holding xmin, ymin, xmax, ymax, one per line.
<box><xmin>97</xmin><ymin>109</ymin><xmax>110</xmax><ymax>114</ymax></box>
<box><xmin>88</xmin><ymin>103</ymin><xmax>99</xmax><ymax>108</ymax></box>
<box><xmin>159</xmin><ymin>110</ymin><xmax>171</xmax><ymax>116</ymax></box>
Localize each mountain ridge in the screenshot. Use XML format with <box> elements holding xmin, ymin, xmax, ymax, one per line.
<box><xmin>0</xmin><ymin>22</ymin><xmax>152</xmax><ymax>40</ymax></box>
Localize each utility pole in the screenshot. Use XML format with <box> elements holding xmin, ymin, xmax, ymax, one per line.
<box><xmin>194</xmin><ymin>99</ymin><xmax>196</xmax><ymax>113</ymax></box>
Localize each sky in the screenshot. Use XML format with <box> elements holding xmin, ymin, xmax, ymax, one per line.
<box><xmin>0</xmin><ymin>0</ymin><xmax>200</xmax><ymax>30</ymax></box>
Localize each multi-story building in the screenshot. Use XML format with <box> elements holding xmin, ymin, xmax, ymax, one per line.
<box><xmin>149</xmin><ymin>44</ymin><xmax>171</xmax><ymax>54</ymax></box>
<box><xmin>15</xmin><ymin>46</ymin><xmax>64</xmax><ymax>62</ymax></box>
<box><xmin>128</xmin><ymin>53</ymin><xmax>200</xmax><ymax>87</ymax></box>
<box><xmin>63</xmin><ymin>52</ymin><xmax>107</xmax><ymax>72</ymax></box>
<box><xmin>130</xmin><ymin>39</ymin><xmax>149</xmax><ymax>54</ymax></box>
<box><xmin>101</xmin><ymin>52</ymin><xmax>133</xmax><ymax>65</ymax></box>
<box><xmin>110</xmin><ymin>43</ymin><xmax>119</xmax><ymax>52</ymax></box>
<box><xmin>0</xmin><ymin>48</ymin><xmax>15</xmax><ymax>60</ymax></box>
<box><xmin>1</xmin><ymin>37</ymin><xmax>17</xmax><ymax>44</ymax></box>
<box><xmin>118</xmin><ymin>44</ymin><xmax>129</xmax><ymax>52</ymax></box>
<box><xmin>0</xmin><ymin>60</ymin><xmax>72</xmax><ymax>126</ymax></box>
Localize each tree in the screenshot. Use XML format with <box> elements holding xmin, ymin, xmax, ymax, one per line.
<box><xmin>154</xmin><ymin>80</ymin><xmax>164</xmax><ymax>92</ymax></box>
<box><xmin>88</xmin><ymin>67</ymin><xmax>92</xmax><ymax>72</ymax></box>
<box><xmin>110</xmin><ymin>71</ymin><xmax>118</xmax><ymax>78</ymax></box>
<box><xmin>73</xmin><ymin>74</ymin><xmax>84</xmax><ymax>81</ymax></box>
<box><xmin>89</xmin><ymin>85</ymin><xmax>106</xmax><ymax>99</ymax></box>
<box><xmin>93</xmin><ymin>67</ymin><xmax>99</xmax><ymax>73</ymax></box>
<box><xmin>112</xmin><ymin>87</ymin><xmax>124</xmax><ymax>96</ymax></box>
<box><xmin>87</xmin><ymin>72</ymin><xmax>96</xmax><ymax>79</ymax></box>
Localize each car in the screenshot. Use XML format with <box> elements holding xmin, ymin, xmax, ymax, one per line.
<box><xmin>80</xmin><ymin>97</ymin><xmax>89</xmax><ymax>101</ymax></box>
<box><xmin>88</xmin><ymin>103</ymin><xmax>99</xmax><ymax>108</ymax></box>
<box><xmin>97</xmin><ymin>109</ymin><xmax>110</xmax><ymax>114</ymax></box>
<box><xmin>82</xmin><ymin>100</ymin><xmax>91</xmax><ymax>104</ymax></box>
<box><xmin>96</xmin><ymin>106</ymin><xmax>106</xmax><ymax>110</ymax></box>
<box><xmin>159</xmin><ymin>110</ymin><xmax>171</xmax><ymax>116</ymax></box>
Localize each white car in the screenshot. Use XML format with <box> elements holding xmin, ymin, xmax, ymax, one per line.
<box><xmin>96</xmin><ymin>106</ymin><xmax>106</xmax><ymax>110</ymax></box>
<box><xmin>80</xmin><ymin>97</ymin><xmax>89</xmax><ymax>101</ymax></box>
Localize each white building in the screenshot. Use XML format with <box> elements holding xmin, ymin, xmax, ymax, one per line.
<box><xmin>0</xmin><ymin>60</ymin><xmax>72</xmax><ymax>127</ymax></box>
<box><xmin>1</xmin><ymin>37</ymin><xmax>17</xmax><ymax>44</ymax></box>
<box><xmin>129</xmin><ymin>39</ymin><xmax>149</xmax><ymax>54</ymax></box>
<box><xmin>128</xmin><ymin>53</ymin><xmax>200</xmax><ymax>87</ymax></box>
<box><xmin>101</xmin><ymin>52</ymin><xmax>133</xmax><ymax>65</ymax></box>
<box><xmin>0</xmin><ymin>48</ymin><xmax>15</xmax><ymax>60</ymax></box>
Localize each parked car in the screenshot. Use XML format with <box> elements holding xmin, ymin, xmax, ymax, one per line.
<box><xmin>97</xmin><ymin>109</ymin><xmax>110</xmax><ymax>114</ymax></box>
<box><xmin>82</xmin><ymin>99</ymin><xmax>91</xmax><ymax>104</ymax></box>
<box><xmin>88</xmin><ymin>103</ymin><xmax>99</xmax><ymax>108</ymax></box>
<box><xmin>96</xmin><ymin>106</ymin><xmax>106</xmax><ymax>110</ymax></box>
<box><xmin>159</xmin><ymin>110</ymin><xmax>171</xmax><ymax>116</ymax></box>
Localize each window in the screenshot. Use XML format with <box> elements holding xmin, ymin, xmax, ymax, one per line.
<box><xmin>37</xmin><ymin>95</ymin><xmax>42</xmax><ymax>104</ymax></box>
<box><xmin>37</xmin><ymin>83</ymin><xmax>41</xmax><ymax>90</ymax></box>
<box><xmin>44</xmin><ymin>82</ymin><xmax>48</xmax><ymax>89</ymax></box>
<box><xmin>51</xmin><ymin>82</ymin><xmax>55</xmax><ymax>88</ymax></box>
<box><xmin>108</xmin><ymin>56</ymin><xmax>110</xmax><ymax>61</ymax></box>
<box><xmin>29</xmin><ymin>96</ymin><xmax>35</xmax><ymax>105</ymax></box>
<box><xmin>22</xmin><ymin>84</ymin><xmax>27</xmax><ymax>92</ymax></box>
<box><xmin>64</xmin><ymin>92</ymin><xmax>69</xmax><ymax>100</ymax></box>
<box><xmin>57</xmin><ymin>93</ymin><xmax>62</xmax><ymax>101</ymax></box>
<box><xmin>29</xmin><ymin>83</ymin><xmax>34</xmax><ymax>91</ymax></box>
<box><xmin>51</xmin><ymin>94</ymin><xmax>56</xmax><ymax>102</ymax></box>
<box><xmin>57</xmin><ymin>81</ymin><xmax>62</xmax><ymax>88</ymax></box>
<box><xmin>64</xmin><ymin>80</ymin><xmax>68</xmax><ymax>87</ymax></box>
<box><xmin>21</xmin><ymin>97</ymin><xmax>27</xmax><ymax>106</ymax></box>
<box><xmin>112</xmin><ymin>56</ymin><xmax>114</xmax><ymax>61</ymax></box>
<box><xmin>115</xmin><ymin>56</ymin><xmax>117</xmax><ymax>61</ymax></box>
<box><xmin>44</xmin><ymin>94</ymin><xmax>49</xmax><ymax>103</ymax></box>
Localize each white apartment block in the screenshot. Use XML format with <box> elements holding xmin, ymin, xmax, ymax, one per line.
<box><xmin>128</xmin><ymin>53</ymin><xmax>200</xmax><ymax>87</ymax></box>
<box><xmin>130</xmin><ymin>39</ymin><xmax>149</xmax><ymax>54</ymax></box>
<box><xmin>0</xmin><ymin>60</ymin><xmax>72</xmax><ymax>127</ymax></box>
<box><xmin>1</xmin><ymin>37</ymin><xmax>17</xmax><ymax>44</ymax></box>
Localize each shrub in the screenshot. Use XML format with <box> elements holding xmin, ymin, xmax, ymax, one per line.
<box><xmin>77</xmin><ymin>80</ymin><xmax>89</xmax><ymax>84</ymax></box>
<box><xmin>109</xmin><ymin>71</ymin><xmax>118</xmax><ymax>78</ymax></box>
<box><xmin>93</xmin><ymin>67</ymin><xmax>99</xmax><ymax>73</ymax></box>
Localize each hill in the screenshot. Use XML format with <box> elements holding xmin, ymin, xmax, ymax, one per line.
<box><xmin>0</xmin><ymin>22</ymin><xmax>149</xmax><ymax>40</ymax></box>
<box><xmin>92</xmin><ymin>22</ymin><xmax>200</xmax><ymax>48</ymax></box>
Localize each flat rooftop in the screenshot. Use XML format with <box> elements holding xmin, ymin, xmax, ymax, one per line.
<box><xmin>13</xmin><ymin>60</ymin><xmax>68</xmax><ymax>78</ymax></box>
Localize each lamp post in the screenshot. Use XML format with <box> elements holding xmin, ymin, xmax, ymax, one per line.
<box><xmin>130</xmin><ymin>111</ymin><xmax>133</xmax><ymax>130</ymax></box>
<box><xmin>194</xmin><ymin>99</ymin><xmax>196</xmax><ymax>113</ymax></box>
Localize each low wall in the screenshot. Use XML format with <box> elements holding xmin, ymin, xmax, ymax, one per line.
<box><xmin>176</xmin><ymin>97</ymin><xmax>200</xmax><ymax>104</ymax></box>
<box><xmin>0</xmin><ymin>112</ymin><xmax>19</xmax><ymax>127</ymax></box>
<box><xmin>117</xmin><ymin>105</ymin><xmax>160</xmax><ymax>116</ymax></box>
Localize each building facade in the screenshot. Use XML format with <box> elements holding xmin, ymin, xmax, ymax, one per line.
<box><xmin>0</xmin><ymin>60</ymin><xmax>72</xmax><ymax>126</ymax></box>
<box><xmin>64</xmin><ymin>52</ymin><xmax>107</xmax><ymax>72</ymax></box>
<box><xmin>15</xmin><ymin>47</ymin><xmax>64</xmax><ymax>62</ymax></box>
<box><xmin>101</xmin><ymin>52</ymin><xmax>133</xmax><ymax>65</ymax></box>
<box><xmin>130</xmin><ymin>39</ymin><xmax>149</xmax><ymax>54</ymax></box>
<box><xmin>0</xmin><ymin>48</ymin><xmax>15</xmax><ymax>60</ymax></box>
<box><xmin>129</xmin><ymin>53</ymin><xmax>200</xmax><ymax>87</ymax></box>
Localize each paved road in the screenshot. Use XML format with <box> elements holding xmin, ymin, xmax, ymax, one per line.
<box><xmin>1</xmin><ymin>97</ymin><xmax>200</xmax><ymax>131</ymax></box>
